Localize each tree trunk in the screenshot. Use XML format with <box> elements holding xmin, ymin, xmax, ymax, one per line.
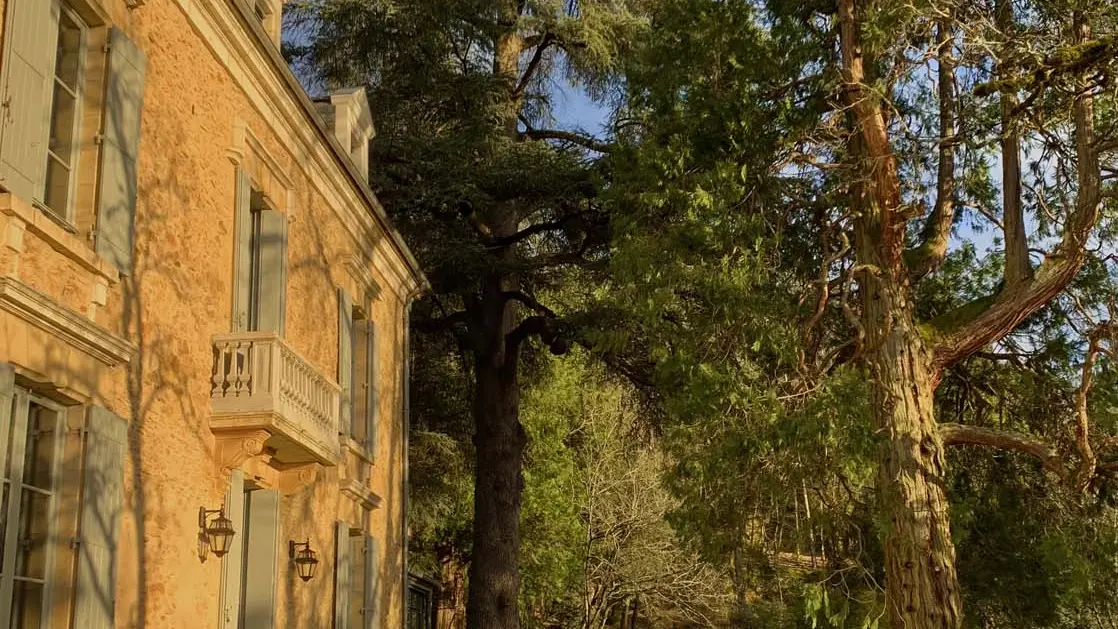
<box><xmin>838</xmin><ymin>0</ymin><xmax>964</xmax><ymax>624</ymax></box>
<box><xmin>863</xmin><ymin>275</ymin><xmax>963</xmax><ymax>628</ymax></box>
<box><xmin>465</xmin><ymin>3</ymin><xmax>526</xmax><ymax>627</ymax></box>
<box><xmin>466</xmin><ymin>271</ymin><xmax>525</xmax><ymax>629</ymax></box>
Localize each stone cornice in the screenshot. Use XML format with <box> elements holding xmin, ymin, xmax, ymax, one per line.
<box><xmin>0</xmin><ymin>278</ymin><xmax>133</xmax><ymax>366</ymax></box>
<box><xmin>170</xmin><ymin>0</ymin><xmax>430</xmax><ymax>297</ymax></box>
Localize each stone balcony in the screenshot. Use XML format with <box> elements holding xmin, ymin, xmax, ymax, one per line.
<box><xmin>210</xmin><ymin>331</ymin><xmax>341</xmax><ymax>467</ymax></box>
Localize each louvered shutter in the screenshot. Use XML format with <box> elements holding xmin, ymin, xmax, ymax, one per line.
<box><xmin>95</xmin><ymin>27</ymin><xmax>147</xmax><ymax>274</ymax></box>
<box><xmin>366</xmin><ymin>322</ymin><xmax>378</xmax><ymax>457</ymax></box>
<box><xmin>353</xmin><ymin>320</ymin><xmax>373</xmax><ymax>446</ymax></box>
<box><xmin>363</xmin><ymin>534</ymin><xmax>378</xmax><ymax>629</ymax></box>
<box><xmin>219</xmin><ymin>470</ymin><xmax>246</xmax><ymax>629</ymax></box>
<box><xmin>334</xmin><ymin>521</ymin><xmax>351</xmax><ymax>629</ymax></box>
<box><xmin>243</xmin><ymin>489</ymin><xmax>280</xmax><ymax>629</ymax></box>
<box><xmin>0</xmin><ymin>364</ymin><xmax>14</xmax><ymax>474</ymax></box>
<box><xmin>0</xmin><ymin>0</ymin><xmax>59</xmax><ymax>201</ymax></box>
<box><xmin>254</xmin><ymin>210</ymin><xmax>287</xmax><ymax>334</ymax></box>
<box><xmin>348</xmin><ymin>535</ymin><xmax>365</xmax><ymax>629</ymax></box>
<box><xmin>337</xmin><ymin>290</ymin><xmax>353</xmax><ymax>437</ymax></box>
<box><xmin>231</xmin><ymin>170</ymin><xmax>253</xmax><ymax>331</ymax></box>
<box><xmin>73</xmin><ymin>406</ymin><xmax>128</xmax><ymax>629</ymax></box>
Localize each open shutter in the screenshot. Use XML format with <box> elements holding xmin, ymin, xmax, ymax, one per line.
<box><xmin>218</xmin><ymin>470</ymin><xmax>245</xmax><ymax>629</ymax></box>
<box><xmin>255</xmin><ymin>210</ymin><xmax>287</xmax><ymax>334</ymax></box>
<box><xmin>363</xmin><ymin>534</ymin><xmax>378</xmax><ymax>629</ymax></box>
<box><xmin>337</xmin><ymin>290</ymin><xmax>353</xmax><ymax>437</ymax></box>
<box><xmin>0</xmin><ymin>0</ymin><xmax>59</xmax><ymax>201</ymax></box>
<box><xmin>0</xmin><ymin>365</ymin><xmax>14</xmax><ymax>473</ymax></box>
<box><xmin>95</xmin><ymin>27</ymin><xmax>147</xmax><ymax>274</ymax></box>
<box><xmin>366</xmin><ymin>322</ymin><xmax>378</xmax><ymax>457</ymax></box>
<box><xmin>231</xmin><ymin>170</ymin><xmax>253</xmax><ymax>331</ymax></box>
<box><xmin>334</xmin><ymin>521</ymin><xmax>351</xmax><ymax>629</ymax></box>
<box><xmin>73</xmin><ymin>406</ymin><xmax>128</xmax><ymax>629</ymax></box>
<box><xmin>353</xmin><ymin>320</ymin><xmax>373</xmax><ymax>446</ymax></box>
<box><xmin>348</xmin><ymin>535</ymin><xmax>365</xmax><ymax>629</ymax></box>
<box><xmin>243</xmin><ymin>489</ymin><xmax>280</xmax><ymax>629</ymax></box>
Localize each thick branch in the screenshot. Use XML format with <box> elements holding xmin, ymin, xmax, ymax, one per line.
<box><xmin>837</xmin><ymin>0</ymin><xmax>904</xmax><ymax>266</ymax></box>
<box><xmin>998</xmin><ymin>0</ymin><xmax>1032</xmax><ymax>287</ymax></box>
<box><xmin>513</xmin><ymin>34</ymin><xmax>555</xmax><ymax>98</ymax></box>
<box><xmin>940</xmin><ymin>423</ymin><xmax>1067</xmax><ymax>481</ymax></box>
<box><xmin>932</xmin><ymin>17</ymin><xmax>1102</xmax><ymax>372</ymax></box>
<box><xmin>489</xmin><ymin>211</ymin><xmax>590</xmax><ymax>247</ymax></box>
<box><xmin>909</xmin><ymin>20</ymin><xmax>957</xmax><ymax>280</ymax></box>
<box><xmin>501</xmin><ymin>290</ymin><xmax>557</xmax><ymax>317</ymax></box>
<box><xmin>519</xmin><ymin>119</ymin><xmax>612</xmax><ymax>153</ymax></box>
<box><xmin>1073</xmin><ymin>326</ymin><xmax>1112</xmax><ymax>490</ymax></box>
<box><xmin>506</xmin><ymin>315</ymin><xmax>567</xmax><ymax>356</ymax></box>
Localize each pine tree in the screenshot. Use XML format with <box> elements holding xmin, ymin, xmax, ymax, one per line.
<box><xmin>286</xmin><ymin>2</ymin><xmax>645</xmax><ymax>626</ymax></box>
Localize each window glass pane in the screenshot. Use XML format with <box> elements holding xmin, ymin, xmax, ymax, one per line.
<box><xmin>15</xmin><ymin>489</ymin><xmax>51</xmax><ymax>580</ymax></box>
<box><xmin>10</xmin><ymin>579</ymin><xmax>45</xmax><ymax>629</ymax></box>
<box><xmin>43</xmin><ymin>157</ymin><xmax>72</xmax><ymax>219</ymax></box>
<box><xmin>247</xmin><ymin>209</ymin><xmax>263</xmax><ymax>331</ymax></box>
<box><xmin>22</xmin><ymin>406</ymin><xmax>57</xmax><ymax>492</ymax></box>
<box><xmin>54</xmin><ymin>10</ymin><xmax>82</xmax><ymax>91</ymax></box>
<box><xmin>47</xmin><ymin>85</ymin><xmax>77</xmax><ymax>169</ymax></box>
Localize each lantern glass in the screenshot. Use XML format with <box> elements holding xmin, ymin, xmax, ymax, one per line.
<box><xmin>207</xmin><ymin>514</ymin><xmax>236</xmax><ymax>557</ymax></box>
<box><xmin>295</xmin><ymin>547</ymin><xmax>319</xmax><ymax>581</ymax></box>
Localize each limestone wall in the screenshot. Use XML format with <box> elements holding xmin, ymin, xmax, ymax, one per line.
<box><xmin>0</xmin><ymin>0</ymin><xmax>423</xmax><ymax>626</ymax></box>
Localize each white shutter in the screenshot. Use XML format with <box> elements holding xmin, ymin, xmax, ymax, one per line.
<box><xmin>0</xmin><ymin>0</ymin><xmax>59</xmax><ymax>201</ymax></box>
<box><xmin>353</xmin><ymin>320</ymin><xmax>373</xmax><ymax>446</ymax></box>
<box><xmin>363</xmin><ymin>534</ymin><xmax>378</xmax><ymax>629</ymax></box>
<box><xmin>348</xmin><ymin>535</ymin><xmax>365</xmax><ymax>629</ymax></box>
<box><xmin>255</xmin><ymin>210</ymin><xmax>287</xmax><ymax>334</ymax></box>
<box><xmin>218</xmin><ymin>470</ymin><xmax>245</xmax><ymax>629</ymax></box>
<box><xmin>73</xmin><ymin>406</ymin><xmax>128</xmax><ymax>629</ymax></box>
<box><xmin>243</xmin><ymin>489</ymin><xmax>280</xmax><ymax>629</ymax></box>
<box><xmin>0</xmin><ymin>364</ymin><xmax>14</xmax><ymax>474</ymax></box>
<box><xmin>366</xmin><ymin>322</ymin><xmax>378</xmax><ymax>457</ymax></box>
<box><xmin>95</xmin><ymin>27</ymin><xmax>147</xmax><ymax>274</ymax></box>
<box><xmin>337</xmin><ymin>290</ymin><xmax>354</xmax><ymax>437</ymax></box>
<box><xmin>231</xmin><ymin>170</ymin><xmax>253</xmax><ymax>331</ymax></box>
<box><xmin>334</xmin><ymin>521</ymin><xmax>351</xmax><ymax>629</ymax></box>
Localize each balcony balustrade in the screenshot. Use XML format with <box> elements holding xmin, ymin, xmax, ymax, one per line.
<box><xmin>210</xmin><ymin>331</ymin><xmax>340</xmax><ymax>465</ymax></box>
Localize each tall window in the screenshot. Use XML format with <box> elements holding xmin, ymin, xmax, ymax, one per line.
<box><xmin>232</xmin><ymin>170</ymin><xmax>287</xmax><ymax>335</ymax></box>
<box><xmin>43</xmin><ymin>3</ymin><xmax>86</xmax><ymax>220</ymax></box>
<box><xmin>0</xmin><ymin>390</ymin><xmax>65</xmax><ymax>628</ymax></box>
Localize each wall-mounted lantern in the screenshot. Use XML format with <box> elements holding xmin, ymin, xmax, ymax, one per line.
<box><xmin>289</xmin><ymin>540</ymin><xmax>320</xmax><ymax>582</ymax></box>
<box><xmin>199</xmin><ymin>505</ymin><xmax>236</xmax><ymax>558</ymax></box>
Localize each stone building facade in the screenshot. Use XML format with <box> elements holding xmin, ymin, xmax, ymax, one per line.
<box><xmin>0</xmin><ymin>0</ymin><xmax>427</xmax><ymax>627</ymax></box>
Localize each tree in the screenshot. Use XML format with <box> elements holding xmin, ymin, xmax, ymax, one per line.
<box><xmin>286</xmin><ymin>2</ymin><xmax>645</xmax><ymax>626</ymax></box>
<box><xmin>604</xmin><ymin>0</ymin><xmax>1118</xmax><ymax>625</ymax></box>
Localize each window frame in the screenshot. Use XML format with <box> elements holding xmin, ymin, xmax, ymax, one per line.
<box><xmin>0</xmin><ymin>389</ymin><xmax>66</xmax><ymax>629</ymax></box>
<box><xmin>41</xmin><ymin>0</ymin><xmax>88</xmax><ymax>224</ymax></box>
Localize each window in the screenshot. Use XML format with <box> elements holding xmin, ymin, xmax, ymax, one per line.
<box><xmin>232</xmin><ymin>170</ymin><xmax>288</xmax><ymax>334</ymax></box>
<box><xmin>42</xmin><ymin>4</ymin><xmax>86</xmax><ymax>220</ymax></box>
<box><xmin>0</xmin><ymin>390</ymin><xmax>65</xmax><ymax>628</ymax></box>
<box><xmin>407</xmin><ymin>578</ymin><xmax>436</xmax><ymax>629</ymax></box>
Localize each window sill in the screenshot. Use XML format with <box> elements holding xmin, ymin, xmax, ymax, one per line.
<box><xmin>343</xmin><ymin>436</ymin><xmax>375</xmax><ymax>465</ymax></box>
<box><xmin>0</xmin><ymin>192</ymin><xmax>119</xmax><ymax>283</ymax></box>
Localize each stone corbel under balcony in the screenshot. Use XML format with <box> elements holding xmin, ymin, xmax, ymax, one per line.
<box><xmin>215</xmin><ymin>428</ymin><xmax>320</xmax><ymax>495</ymax></box>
